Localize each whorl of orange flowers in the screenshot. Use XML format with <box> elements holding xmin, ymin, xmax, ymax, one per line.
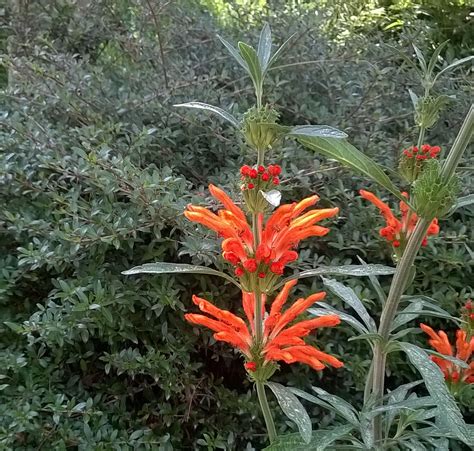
<box><xmin>359</xmin><ymin>190</ymin><xmax>439</xmax><ymax>249</ymax></box>
<box><xmin>420</xmin><ymin>323</ymin><xmax>474</xmax><ymax>385</ymax></box>
<box><xmin>184</xmin><ymin>184</ymin><xmax>338</xmax><ymax>290</ymax></box>
<box><xmin>185</xmin><ymin>280</ymin><xmax>343</xmax><ymax>372</ymax></box>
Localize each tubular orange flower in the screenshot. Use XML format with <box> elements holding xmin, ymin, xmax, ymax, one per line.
<box><xmin>185</xmin><ymin>281</ymin><xmax>343</xmax><ymax>373</ymax></box>
<box><xmin>185</xmin><ymin>185</ymin><xmax>338</xmax><ymax>288</ymax></box>
<box><xmin>360</xmin><ymin>190</ymin><xmax>439</xmax><ymax>250</ymax></box>
<box><xmin>420</xmin><ymin>323</ymin><xmax>474</xmax><ymax>384</ymax></box>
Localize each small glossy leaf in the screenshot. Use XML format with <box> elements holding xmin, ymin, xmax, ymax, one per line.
<box><xmin>257</xmin><ymin>23</ymin><xmax>272</xmax><ymax>71</ymax></box>
<box><xmin>267</xmin><ymin>382</ymin><xmax>312</xmax><ymax>444</ymax></box>
<box><xmin>238</xmin><ymin>42</ymin><xmax>262</xmax><ymax>88</ymax></box>
<box><xmin>216</xmin><ymin>34</ymin><xmax>248</xmax><ymax>71</ymax></box>
<box><xmin>173</xmin><ymin>102</ymin><xmax>239</xmax><ymax>127</ymax></box>
<box><xmin>275</xmin><ymin>264</ymin><xmax>395</xmax><ymax>289</ymax></box>
<box><xmin>122</xmin><ymin>262</ymin><xmax>241</xmax><ymax>289</ymax></box>
<box><xmin>322</xmin><ymin>277</ymin><xmax>376</xmax><ymax>332</ymax></box>
<box><xmin>391</xmin><ymin>301</ymin><xmax>424</xmax><ymax>331</ymax></box>
<box><xmin>293</xmin><ymin>135</ymin><xmax>409</xmax><ymax>205</ymax></box>
<box><xmin>399</xmin><ymin>342</ymin><xmax>471</xmax><ymax>445</ymax></box>
<box><xmin>289</xmin><ymin>125</ymin><xmax>348</xmax><ymax>139</ymax></box>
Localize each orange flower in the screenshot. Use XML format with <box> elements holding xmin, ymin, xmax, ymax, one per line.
<box><xmin>185</xmin><ymin>185</ymin><xmax>338</xmax><ymax>285</ymax></box>
<box><xmin>185</xmin><ymin>280</ymin><xmax>343</xmax><ymax>372</ymax></box>
<box><xmin>359</xmin><ymin>190</ymin><xmax>439</xmax><ymax>249</ymax></box>
<box><xmin>420</xmin><ymin>323</ymin><xmax>474</xmax><ymax>384</ymax></box>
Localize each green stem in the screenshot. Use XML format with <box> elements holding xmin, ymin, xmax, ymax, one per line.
<box><xmin>370</xmin><ymin>104</ymin><xmax>474</xmax><ymax>446</ymax></box>
<box><xmin>256</xmin><ymin>380</ymin><xmax>277</xmax><ymax>442</ymax></box>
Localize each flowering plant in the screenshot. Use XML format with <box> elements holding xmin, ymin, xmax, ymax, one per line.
<box><xmin>125</xmin><ymin>25</ymin><xmax>473</xmax><ymax>449</ymax></box>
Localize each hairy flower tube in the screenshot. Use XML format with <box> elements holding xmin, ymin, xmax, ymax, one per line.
<box><xmin>420</xmin><ymin>323</ymin><xmax>474</xmax><ymax>386</ymax></box>
<box><xmin>185</xmin><ymin>280</ymin><xmax>343</xmax><ymax>379</ymax></box>
<box><xmin>359</xmin><ymin>190</ymin><xmax>439</xmax><ymax>254</ymax></box>
<box><xmin>185</xmin><ymin>184</ymin><xmax>339</xmax><ymax>292</ymax></box>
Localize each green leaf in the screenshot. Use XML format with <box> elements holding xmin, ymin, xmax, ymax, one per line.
<box><xmin>412</xmin><ymin>44</ymin><xmax>427</xmax><ymax>73</ymax></box>
<box><xmin>216</xmin><ymin>34</ymin><xmax>248</xmax><ymax>72</ymax></box>
<box><xmin>445</xmin><ymin>194</ymin><xmax>474</xmax><ymax>217</ymax></box>
<box><xmin>267</xmin><ymin>33</ymin><xmax>296</xmax><ymax>70</ymax></box>
<box><xmin>292</xmin><ymin>134</ymin><xmax>409</xmax><ymax>205</ymax></box>
<box><xmin>173</xmin><ymin>102</ymin><xmax>239</xmax><ymax>127</ymax></box>
<box><xmin>434</xmin><ymin>55</ymin><xmax>474</xmax><ymax>83</ymax></box>
<box><xmin>238</xmin><ymin>42</ymin><xmax>262</xmax><ymax>89</ymax></box>
<box><xmin>122</xmin><ymin>262</ymin><xmax>241</xmax><ymax>289</ymax></box>
<box><xmin>309</xmin><ymin>305</ymin><xmax>369</xmax><ymax>335</ymax></box>
<box><xmin>322</xmin><ymin>277</ymin><xmax>376</xmax><ymax>332</ymax></box>
<box><xmin>357</xmin><ymin>257</ymin><xmax>386</xmax><ymax>305</ymax></box>
<box><xmin>257</xmin><ymin>23</ymin><xmax>272</xmax><ymax>71</ymax></box>
<box><xmin>289</xmin><ymin>125</ymin><xmax>348</xmax><ymax>139</ymax></box>
<box><xmin>391</xmin><ymin>300</ymin><xmax>424</xmax><ymax>331</ymax></box>
<box><xmin>408</xmin><ymin>89</ymin><xmax>419</xmax><ymax>109</ymax></box>
<box><xmin>267</xmin><ymin>382</ymin><xmax>312</xmax><ymax>444</ymax></box>
<box><xmin>398</xmin><ymin>342</ymin><xmax>472</xmax><ymax>446</ymax></box>
<box><xmin>263</xmin><ymin>424</ymin><xmax>354</xmax><ymax>450</ymax></box>
<box><xmin>368</xmin><ymin>395</ymin><xmax>436</xmax><ymax>417</ymax></box>
<box><xmin>425</xmin><ymin>350</ymin><xmax>469</xmax><ymax>369</ymax></box>
<box><xmin>312</xmin><ymin>386</ymin><xmax>360</xmax><ymax>426</ymax></box>
<box><xmin>275</xmin><ymin>264</ymin><xmax>396</xmax><ymax>290</ymax></box>
<box><xmin>348</xmin><ymin>333</ymin><xmax>384</xmax><ymax>345</ymax></box>
<box><xmin>427</xmin><ymin>41</ymin><xmax>449</xmax><ymax>78</ymax></box>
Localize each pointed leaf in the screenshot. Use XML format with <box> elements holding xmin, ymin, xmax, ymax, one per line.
<box><xmin>292</xmin><ymin>135</ymin><xmax>409</xmax><ymax>205</ymax></box>
<box><xmin>290</xmin><ymin>125</ymin><xmax>348</xmax><ymax>139</ymax></box>
<box><xmin>391</xmin><ymin>301</ymin><xmax>424</xmax><ymax>331</ymax></box>
<box><xmin>412</xmin><ymin>44</ymin><xmax>427</xmax><ymax>73</ymax></box>
<box><xmin>309</xmin><ymin>305</ymin><xmax>368</xmax><ymax>336</ymax></box>
<box><xmin>268</xmin><ymin>33</ymin><xmax>296</xmax><ymax>70</ymax></box>
<box><xmin>174</xmin><ymin>102</ymin><xmax>239</xmax><ymax>127</ymax></box>
<box><xmin>216</xmin><ymin>34</ymin><xmax>248</xmax><ymax>71</ymax></box>
<box><xmin>398</xmin><ymin>342</ymin><xmax>472</xmax><ymax>446</ymax></box>
<box><xmin>122</xmin><ymin>262</ymin><xmax>241</xmax><ymax>289</ymax></box>
<box><xmin>258</xmin><ymin>23</ymin><xmax>272</xmax><ymax>71</ymax></box>
<box><xmin>312</xmin><ymin>386</ymin><xmax>360</xmax><ymax>426</ymax></box>
<box><xmin>238</xmin><ymin>42</ymin><xmax>262</xmax><ymax>88</ymax></box>
<box><xmin>357</xmin><ymin>257</ymin><xmax>386</xmax><ymax>305</ymax></box>
<box><xmin>408</xmin><ymin>89</ymin><xmax>419</xmax><ymax>109</ymax></box>
<box><xmin>427</xmin><ymin>41</ymin><xmax>449</xmax><ymax>77</ymax></box>
<box><xmin>267</xmin><ymin>382</ymin><xmax>312</xmax><ymax>444</ymax></box>
<box><xmin>445</xmin><ymin>194</ymin><xmax>474</xmax><ymax>217</ymax></box>
<box><xmin>322</xmin><ymin>277</ymin><xmax>376</xmax><ymax>332</ymax></box>
<box><xmin>275</xmin><ymin>264</ymin><xmax>396</xmax><ymax>289</ymax></box>
<box><xmin>434</xmin><ymin>55</ymin><xmax>474</xmax><ymax>83</ymax></box>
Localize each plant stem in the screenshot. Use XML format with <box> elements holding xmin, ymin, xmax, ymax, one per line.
<box><xmin>251</xmin><ymin>146</ymin><xmax>277</xmax><ymax>443</ymax></box>
<box><xmin>256</xmin><ymin>380</ymin><xmax>277</xmax><ymax>442</ymax></box>
<box><xmin>370</xmin><ymin>104</ymin><xmax>474</xmax><ymax>446</ymax></box>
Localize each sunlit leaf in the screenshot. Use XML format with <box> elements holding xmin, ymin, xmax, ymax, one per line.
<box><xmin>257</xmin><ymin>23</ymin><xmax>272</xmax><ymax>71</ymax></box>
<box><xmin>289</xmin><ymin>125</ymin><xmax>348</xmax><ymax>139</ymax></box>
<box><xmin>216</xmin><ymin>34</ymin><xmax>248</xmax><ymax>71</ymax></box>
<box><xmin>238</xmin><ymin>42</ymin><xmax>262</xmax><ymax>88</ymax></box>
<box><xmin>174</xmin><ymin>102</ymin><xmax>239</xmax><ymax>127</ymax></box>
<box><xmin>267</xmin><ymin>33</ymin><xmax>296</xmax><ymax>70</ymax></box>
<box><xmin>292</xmin><ymin>134</ymin><xmax>409</xmax><ymax>205</ymax></box>
<box><xmin>122</xmin><ymin>262</ymin><xmax>241</xmax><ymax>289</ymax></box>
<box><xmin>267</xmin><ymin>382</ymin><xmax>312</xmax><ymax>444</ymax></box>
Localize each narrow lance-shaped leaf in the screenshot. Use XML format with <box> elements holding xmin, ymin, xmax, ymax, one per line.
<box><xmin>267</xmin><ymin>33</ymin><xmax>296</xmax><ymax>70</ymax></box>
<box><xmin>312</xmin><ymin>386</ymin><xmax>360</xmax><ymax>426</ymax></box>
<box><xmin>173</xmin><ymin>102</ymin><xmax>239</xmax><ymax>127</ymax></box>
<box><xmin>322</xmin><ymin>277</ymin><xmax>377</xmax><ymax>332</ymax></box>
<box><xmin>290</xmin><ymin>125</ymin><xmax>348</xmax><ymax>139</ymax></box>
<box><xmin>291</xmin><ymin>134</ymin><xmax>410</xmax><ymax>206</ymax></box>
<box><xmin>122</xmin><ymin>262</ymin><xmax>241</xmax><ymax>289</ymax></box>
<box><xmin>310</xmin><ymin>305</ymin><xmax>369</xmax><ymax>336</ymax></box>
<box><xmin>257</xmin><ymin>23</ymin><xmax>272</xmax><ymax>71</ymax></box>
<box><xmin>238</xmin><ymin>42</ymin><xmax>262</xmax><ymax>89</ymax></box>
<box><xmin>427</xmin><ymin>41</ymin><xmax>449</xmax><ymax>79</ymax></box>
<box><xmin>434</xmin><ymin>55</ymin><xmax>474</xmax><ymax>83</ymax></box>
<box><xmin>267</xmin><ymin>382</ymin><xmax>312</xmax><ymax>444</ymax></box>
<box><xmin>398</xmin><ymin>342</ymin><xmax>472</xmax><ymax>446</ymax></box>
<box><xmin>216</xmin><ymin>34</ymin><xmax>248</xmax><ymax>72</ymax></box>
<box><xmin>275</xmin><ymin>264</ymin><xmax>396</xmax><ymax>290</ymax></box>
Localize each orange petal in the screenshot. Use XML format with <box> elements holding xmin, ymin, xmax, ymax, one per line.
<box><xmin>213</xmin><ymin>332</ymin><xmax>250</xmax><ymax>354</ymax></box>
<box><xmin>209</xmin><ymin>184</ymin><xmax>247</xmax><ymax>222</ymax></box>
<box><xmin>360</xmin><ymin>190</ymin><xmax>399</xmax><ymax>228</ymax></box>
<box><xmin>292</xmin><ymin>195</ymin><xmax>320</xmax><ymax>217</ymax></box>
<box><xmin>242</xmin><ymin>291</ymin><xmax>255</xmax><ymax>333</ymax></box>
<box><xmin>290</xmin><ymin>208</ymin><xmax>339</xmax><ymax>229</ymax></box>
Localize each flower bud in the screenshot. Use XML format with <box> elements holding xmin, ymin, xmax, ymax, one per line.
<box><xmin>399</xmin><ymin>144</ymin><xmax>441</xmax><ymax>183</ymax></box>
<box><xmin>414</xmin><ymin>95</ymin><xmax>451</xmax><ymax>130</ymax></box>
<box><xmin>412</xmin><ymin>159</ymin><xmax>459</xmax><ymax>219</ymax></box>
<box><xmin>241</xmin><ymin>105</ymin><xmax>283</xmax><ymax>151</ymax></box>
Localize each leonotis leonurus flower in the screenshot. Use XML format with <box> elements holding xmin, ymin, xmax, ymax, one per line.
<box><xmin>399</xmin><ymin>144</ymin><xmax>441</xmax><ymax>183</ymax></box>
<box><xmin>185</xmin><ymin>184</ymin><xmax>338</xmax><ymax>292</ymax></box>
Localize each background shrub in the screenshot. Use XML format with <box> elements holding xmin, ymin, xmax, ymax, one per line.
<box><xmin>1</xmin><ymin>0</ymin><xmax>472</xmax><ymax>449</ymax></box>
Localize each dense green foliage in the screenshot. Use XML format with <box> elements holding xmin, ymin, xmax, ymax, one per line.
<box><xmin>1</xmin><ymin>1</ymin><xmax>472</xmax><ymax>449</ymax></box>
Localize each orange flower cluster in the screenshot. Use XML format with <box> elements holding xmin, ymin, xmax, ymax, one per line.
<box><xmin>185</xmin><ymin>184</ymin><xmax>338</xmax><ymax>290</ymax></box>
<box><xmin>360</xmin><ymin>190</ymin><xmax>439</xmax><ymax>249</ymax></box>
<box><xmin>421</xmin><ymin>323</ymin><xmax>474</xmax><ymax>384</ymax></box>
<box><xmin>185</xmin><ymin>280</ymin><xmax>343</xmax><ymax>372</ymax></box>
<box><xmin>402</xmin><ymin>144</ymin><xmax>441</xmax><ymax>160</ymax></box>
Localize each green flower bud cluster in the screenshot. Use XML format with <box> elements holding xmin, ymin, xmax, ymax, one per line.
<box><xmin>413</xmin><ymin>159</ymin><xmax>459</xmax><ymax>219</ymax></box>
<box><xmin>241</xmin><ymin>105</ymin><xmax>283</xmax><ymax>151</ymax></box>
<box><xmin>414</xmin><ymin>95</ymin><xmax>451</xmax><ymax>130</ymax></box>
